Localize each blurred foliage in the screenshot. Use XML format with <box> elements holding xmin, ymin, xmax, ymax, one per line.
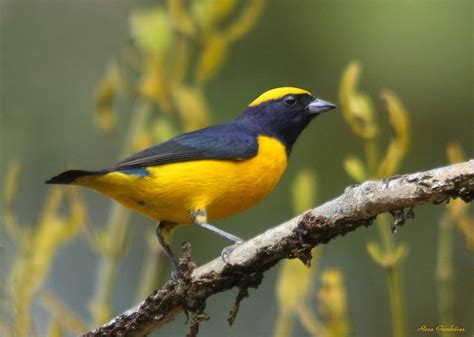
<box><xmin>436</xmin><ymin>143</ymin><xmax>474</xmax><ymax>337</ymax></box>
<box><xmin>274</xmin><ymin>170</ymin><xmax>351</xmax><ymax>337</ymax></box>
<box><xmin>340</xmin><ymin>61</ymin><xmax>410</xmax><ymax>337</ymax></box>
<box><xmin>96</xmin><ymin>0</ymin><xmax>264</xmax><ymax>136</ymax></box>
<box><xmin>444</xmin><ymin>144</ymin><xmax>474</xmax><ymax>251</ymax></box>
<box><xmin>340</xmin><ymin>62</ymin><xmax>410</xmax><ymax>181</ymax></box>
<box><xmin>2</xmin><ymin>162</ymin><xmax>85</xmax><ymax>337</ymax></box>
<box><xmin>275</xmin><ymin>248</ymin><xmax>318</xmax><ymax>337</ymax></box>
<box><xmin>317</xmin><ymin>270</ymin><xmax>350</xmax><ymax>337</ymax></box>
<box><xmin>1</xmin><ymin>2</ymin><xmax>472</xmax><ymax>337</ymax></box>
<box><xmin>0</xmin><ymin>1</ymin><xmax>265</xmax><ymax>335</ymax></box>
<box><xmin>339</xmin><ymin>62</ymin><xmax>472</xmax><ymax>337</ymax></box>
<box><xmin>90</xmin><ymin>0</ymin><xmax>265</xmax><ymax>327</ymax></box>
<box><xmin>274</xmin><ymin>169</ymin><xmax>319</xmax><ymax>337</ymax></box>
<box><xmin>291</xmin><ymin>169</ymin><xmax>317</xmax><ymax>216</ymax></box>
<box><xmin>40</xmin><ymin>292</ymin><xmax>89</xmax><ymax>334</ymax></box>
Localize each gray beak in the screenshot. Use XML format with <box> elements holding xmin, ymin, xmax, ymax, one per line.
<box><xmin>306</xmin><ymin>98</ymin><xmax>337</xmax><ymax>115</ymax></box>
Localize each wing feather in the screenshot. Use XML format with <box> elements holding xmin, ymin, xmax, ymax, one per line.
<box><xmin>114</xmin><ymin>124</ymin><xmax>258</xmax><ymax>169</ymax></box>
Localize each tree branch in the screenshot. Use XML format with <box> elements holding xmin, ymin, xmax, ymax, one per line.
<box><xmin>83</xmin><ymin>161</ymin><xmax>474</xmax><ymax>337</ymax></box>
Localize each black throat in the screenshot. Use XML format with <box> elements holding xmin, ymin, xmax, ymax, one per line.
<box><xmin>236</xmin><ymin>104</ymin><xmax>314</xmax><ymax>156</ymax></box>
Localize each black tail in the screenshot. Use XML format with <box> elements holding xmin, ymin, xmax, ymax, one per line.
<box><xmin>45</xmin><ymin>169</ymin><xmax>107</xmax><ymax>185</ymax></box>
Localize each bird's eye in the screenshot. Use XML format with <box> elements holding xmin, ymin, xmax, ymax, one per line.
<box><xmin>284</xmin><ymin>95</ymin><xmax>297</xmax><ymax>107</ymax></box>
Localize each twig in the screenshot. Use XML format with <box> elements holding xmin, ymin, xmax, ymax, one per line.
<box><xmin>83</xmin><ymin>160</ymin><xmax>474</xmax><ymax>337</ymax></box>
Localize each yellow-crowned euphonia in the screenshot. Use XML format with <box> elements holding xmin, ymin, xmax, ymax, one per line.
<box><xmin>46</xmin><ymin>87</ymin><xmax>336</xmax><ymax>272</ymax></box>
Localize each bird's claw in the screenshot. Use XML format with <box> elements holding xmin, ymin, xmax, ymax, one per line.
<box><xmin>171</xmin><ymin>268</ymin><xmax>181</xmax><ymax>281</ymax></box>
<box><xmin>221</xmin><ymin>242</ymin><xmax>243</xmax><ymax>263</ymax></box>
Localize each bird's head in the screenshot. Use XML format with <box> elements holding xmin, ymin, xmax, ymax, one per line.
<box><xmin>237</xmin><ymin>87</ymin><xmax>336</xmax><ymax>153</ymax></box>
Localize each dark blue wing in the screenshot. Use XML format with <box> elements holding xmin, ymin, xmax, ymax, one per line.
<box><xmin>114</xmin><ymin>123</ymin><xmax>258</xmax><ymax>169</ymax></box>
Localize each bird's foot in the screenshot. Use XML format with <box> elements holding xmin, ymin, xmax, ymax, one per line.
<box><xmin>171</xmin><ymin>268</ymin><xmax>181</xmax><ymax>281</ymax></box>
<box><xmin>221</xmin><ymin>240</ymin><xmax>244</xmax><ymax>264</ymax></box>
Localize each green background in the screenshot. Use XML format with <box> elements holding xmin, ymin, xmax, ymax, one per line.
<box><xmin>1</xmin><ymin>0</ymin><xmax>473</xmax><ymax>336</ymax></box>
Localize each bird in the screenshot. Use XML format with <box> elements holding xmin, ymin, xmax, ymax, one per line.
<box><xmin>46</xmin><ymin>87</ymin><xmax>336</xmax><ymax>273</ymax></box>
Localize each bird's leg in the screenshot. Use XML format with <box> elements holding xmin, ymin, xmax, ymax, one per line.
<box><xmin>192</xmin><ymin>209</ymin><xmax>244</xmax><ymax>243</ymax></box>
<box><xmin>192</xmin><ymin>209</ymin><xmax>244</xmax><ymax>262</ymax></box>
<box><xmin>155</xmin><ymin>221</ymin><xmax>180</xmax><ymax>279</ymax></box>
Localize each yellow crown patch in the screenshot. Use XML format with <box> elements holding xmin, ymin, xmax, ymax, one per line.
<box><xmin>249</xmin><ymin>87</ymin><xmax>312</xmax><ymax>107</ymax></box>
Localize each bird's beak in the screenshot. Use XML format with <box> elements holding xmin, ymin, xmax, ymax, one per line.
<box><xmin>306</xmin><ymin>98</ymin><xmax>337</xmax><ymax>115</ymax></box>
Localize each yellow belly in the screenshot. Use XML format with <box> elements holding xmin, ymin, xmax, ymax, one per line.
<box><xmin>78</xmin><ymin>135</ymin><xmax>288</xmax><ymax>224</ymax></box>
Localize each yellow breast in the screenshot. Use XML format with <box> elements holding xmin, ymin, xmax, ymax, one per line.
<box><xmin>79</xmin><ymin>135</ymin><xmax>288</xmax><ymax>224</ymax></box>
